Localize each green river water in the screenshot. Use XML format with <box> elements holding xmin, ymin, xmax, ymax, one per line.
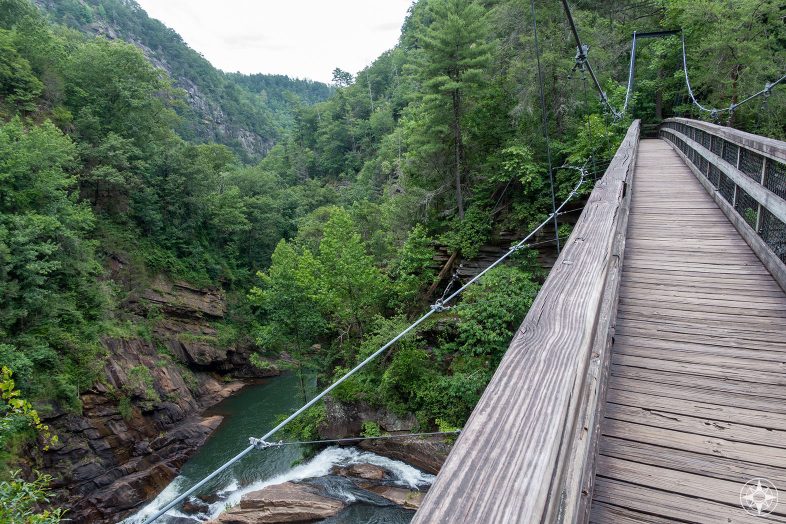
<box><xmin>128</xmin><ymin>373</ymin><xmax>431</xmax><ymax>523</ymax></box>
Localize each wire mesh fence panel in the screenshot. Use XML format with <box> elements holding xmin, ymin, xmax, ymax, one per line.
<box><xmin>765</xmin><ymin>159</ymin><xmax>786</xmax><ymax>200</ymax></box>
<box><xmin>711</xmin><ymin>134</ymin><xmax>723</xmax><ymax>156</ymax></box>
<box><xmin>734</xmin><ymin>187</ymin><xmax>758</xmax><ymax>229</ymax></box>
<box><xmin>739</xmin><ymin>149</ymin><xmax>764</xmax><ymax>181</ymax></box>
<box><xmin>719</xmin><ymin>172</ymin><xmax>736</xmax><ymax>203</ymax></box>
<box><xmin>708</xmin><ymin>164</ymin><xmax>721</xmax><ymax>188</ymax></box>
<box><xmin>761</xmin><ymin>208</ymin><xmax>786</xmax><ymax>264</ymax></box>
<box><xmin>663</xmin><ymin>121</ymin><xmax>786</xmax><ymax>273</ymax></box>
<box><xmin>722</xmin><ymin>140</ymin><xmax>739</xmax><ymax>167</ymax></box>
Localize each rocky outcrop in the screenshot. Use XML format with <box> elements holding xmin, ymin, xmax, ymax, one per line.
<box><xmin>319</xmin><ymin>397</ymin><xmax>452</xmax><ymax>474</ymax></box>
<box><xmin>42</xmin><ymin>338</ymin><xmax>240</xmax><ymax>522</ymax></box>
<box><xmin>319</xmin><ymin>397</ymin><xmax>417</xmax><ymax>439</ymax></box>
<box><xmin>213</xmin><ymin>482</ymin><xmax>345</xmax><ymax>523</ymax></box>
<box><xmin>41</xmin><ymin>273</ymin><xmax>278</xmax><ymax>523</ymax></box>
<box><xmin>359</xmin><ymin>437</ymin><xmax>451</xmax><ymax>475</ymax></box>
<box><xmin>330</xmin><ymin>463</ymin><xmax>386</xmax><ymax>481</ymax></box>
<box><xmin>366</xmin><ymin>485</ymin><xmax>425</xmax><ymax>510</ymax></box>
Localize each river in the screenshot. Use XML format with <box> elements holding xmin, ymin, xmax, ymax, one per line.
<box><xmin>126</xmin><ymin>373</ymin><xmax>431</xmax><ymax>523</ymax></box>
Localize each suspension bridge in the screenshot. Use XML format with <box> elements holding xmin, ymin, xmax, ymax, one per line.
<box><xmin>413</xmin><ymin>118</ymin><xmax>786</xmax><ymax>523</ymax></box>
<box><xmin>139</xmin><ymin>3</ymin><xmax>786</xmax><ymax>523</ymax></box>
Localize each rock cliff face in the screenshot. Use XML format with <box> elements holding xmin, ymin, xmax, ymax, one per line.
<box><xmin>41</xmin><ymin>274</ymin><xmax>277</xmax><ymax>523</ymax></box>
<box><xmin>33</xmin><ymin>0</ymin><xmax>275</xmax><ymax>159</ymax></box>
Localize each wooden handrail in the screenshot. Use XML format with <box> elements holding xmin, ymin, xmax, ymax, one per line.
<box><xmin>413</xmin><ymin>120</ymin><xmax>640</xmax><ymax>523</ymax></box>
<box><xmin>665</xmin><ymin>117</ymin><xmax>786</xmax><ymax>163</ymax></box>
<box><xmin>659</xmin><ymin>118</ymin><xmax>786</xmax><ymax>291</ymax></box>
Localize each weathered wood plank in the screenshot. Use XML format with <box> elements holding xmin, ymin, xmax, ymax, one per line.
<box><xmin>596</xmin><ymin>456</ymin><xmax>786</xmax><ymax>518</ymax></box>
<box><xmin>593</xmin><ymin>478</ymin><xmax>781</xmax><ymax>524</ymax></box>
<box><xmin>605</xmin><ymin>388</ymin><xmax>786</xmax><ymax>431</ymax></box>
<box><xmin>604</xmin><ymin>402</ymin><xmax>786</xmax><ymax>449</ymax></box>
<box><xmin>602</xmin><ymin>418</ymin><xmax>786</xmax><ymax>469</ymax></box>
<box><xmin>610</xmin><ymin>364</ymin><xmax>786</xmax><ymax>401</ymax></box>
<box><xmin>591</xmin><ymin>138</ymin><xmax>786</xmax><ymax>522</ymax></box>
<box><xmin>608</xmin><ymin>375</ymin><xmax>786</xmax><ymax>416</ymax></box>
<box><xmin>599</xmin><ymin>437</ymin><xmax>786</xmax><ymax>486</ymax></box>
<box><xmin>590</xmin><ymin>501</ymin><xmax>685</xmax><ymax>524</ymax></box>
<box><xmin>614</xmin><ymin>343</ymin><xmax>786</xmax><ymax>372</ymax></box>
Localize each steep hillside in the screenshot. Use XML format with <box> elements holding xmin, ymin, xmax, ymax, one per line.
<box><xmin>34</xmin><ymin>0</ymin><xmax>332</xmax><ymax>160</ymax></box>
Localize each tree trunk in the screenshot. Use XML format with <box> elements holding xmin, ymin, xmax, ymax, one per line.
<box><xmin>426</xmin><ymin>250</ymin><xmax>459</xmax><ymax>300</ymax></box>
<box><xmin>655</xmin><ymin>67</ymin><xmax>663</xmax><ymax>120</ymax></box>
<box><xmin>452</xmin><ymin>90</ymin><xmax>464</xmax><ymax>219</ymax></box>
<box><xmin>727</xmin><ymin>64</ymin><xmax>741</xmax><ymax>128</ymax></box>
<box><xmin>367</xmin><ymin>72</ymin><xmax>375</xmax><ymax>112</ymax></box>
<box><xmin>297</xmin><ymin>363</ymin><xmax>306</xmax><ymax>403</ymax></box>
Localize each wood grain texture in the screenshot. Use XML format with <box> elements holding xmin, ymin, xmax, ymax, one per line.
<box><xmin>591</xmin><ymin>139</ymin><xmax>786</xmax><ymax>523</ymax></box>
<box><xmin>412</xmin><ymin>121</ymin><xmax>641</xmax><ymax>523</ymax></box>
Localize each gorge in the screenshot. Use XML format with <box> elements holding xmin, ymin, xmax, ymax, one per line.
<box><xmin>1</xmin><ymin>0</ymin><xmax>782</xmax><ymax>522</ymax></box>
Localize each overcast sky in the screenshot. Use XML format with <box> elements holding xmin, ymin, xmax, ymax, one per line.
<box><xmin>134</xmin><ymin>0</ymin><xmax>414</xmax><ymax>83</ymax></box>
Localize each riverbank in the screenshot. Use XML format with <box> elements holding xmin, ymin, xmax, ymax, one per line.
<box><xmin>127</xmin><ymin>375</ymin><xmax>443</xmax><ymax>524</ymax></box>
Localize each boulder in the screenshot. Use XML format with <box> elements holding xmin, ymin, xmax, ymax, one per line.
<box><xmin>330</xmin><ymin>463</ymin><xmax>386</xmax><ymax>481</ymax></box>
<box><xmin>182</xmin><ymin>497</ymin><xmax>211</xmax><ymax>514</ymax></box>
<box><xmin>359</xmin><ymin>436</ymin><xmax>452</xmax><ymax>475</ymax></box>
<box><xmin>213</xmin><ymin>482</ymin><xmax>344</xmax><ymax>523</ymax></box>
<box><xmin>367</xmin><ymin>486</ymin><xmax>425</xmax><ymax>510</ymax></box>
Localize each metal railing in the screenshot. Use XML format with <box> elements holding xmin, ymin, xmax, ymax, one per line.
<box><xmin>659</xmin><ymin>118</ymin><xmax>786</xmax><ymax>289</ymax></box>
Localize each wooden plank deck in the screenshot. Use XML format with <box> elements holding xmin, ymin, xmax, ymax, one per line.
<box><xmin>590</xmin><ymin>139</ymin><xmax>786</xmax><ymax>523</ymax></box>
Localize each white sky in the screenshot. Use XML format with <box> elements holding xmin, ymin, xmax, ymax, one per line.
<box><xmin>134</xmin><ymin>0</ymin><xmax>414</xmax><ymax>83</ymax></box>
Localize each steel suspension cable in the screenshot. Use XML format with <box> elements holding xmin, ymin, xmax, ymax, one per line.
<box><xmin>560</xmin><ymin>0</ymin><xmax>623</xmax><ymax>119</ymax></box>
<box><xmin>530</xmin><ymin>0</ymin><xmax>560</xmax><ymax>254</ymax></box>
<box><xmin>251</xmin><ymin>430</ymin><xmax>462</xmax><ymax>449</ymax></box>
<box><xmin>142</xmin><ymin>168</ymin><xmax>589</xmax><ymax>524</ymax></box>
<box><xmin>681</xmin><ymin>32</ymin><xmax>786</xmax><ymax>117</ymax></box>
<box><xmin>622</xmin><ymin>31</ymin><xmax>637</xmax><ymax>114</ymax></box>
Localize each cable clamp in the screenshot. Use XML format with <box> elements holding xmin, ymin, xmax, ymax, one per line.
<box><xmin>430</xmin><ymin>299</ymin><xmax>451</xmax><ymax>313</ymax></box>
<box><xmin>710</xmin><ymin>110</ymin><xmax>719</xmax><ymax>120</ymax></box>
<box><xmin>574</xmin><ymin>44</ymin><xmax>589</xmax><ymax>65</ymax></box>
<box><xmin>249</xmin><ymin>437</ymin><xmax>279</xmax><ymax>450</ymax></box>
<box><xmin>764</xmin><ymin>82</ymin><xmax>773</xmax><ymax>97</ymax></box>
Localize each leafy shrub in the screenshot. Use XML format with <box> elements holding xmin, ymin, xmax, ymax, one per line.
<box><xmin>0</xmin><ymin>471</ymin><xmax>65</xmax><ymax>524</ymax></box>
<box><xmin>440</xmin><ymin>206</ymin><xmax>493</xmax><ymax>259</ymax></box>
<box><xmin>117</xmin><ymin>396</ymin><xmax>132</xmax><ymax>421</ymax></box>
<box><xmin>361</xmin><ymin>421</ymin><xmax>382</xmax><ymax>438</ymax></box>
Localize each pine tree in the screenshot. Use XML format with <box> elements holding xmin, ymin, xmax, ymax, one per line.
<box><xmin>416</xmin><ymin>0</ymin><xmax>492</xmax><ymax>219</ymax></box>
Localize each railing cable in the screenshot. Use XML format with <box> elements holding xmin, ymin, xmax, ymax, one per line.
<box><xmin>681</xmin><ymin>31</ymin><xmax>786</xmax><ymax>118</ymax></box>
<box><xmin>249</xmin><ymin>430</ymin><xmax>462</xmax><ymax>450</ymax></box>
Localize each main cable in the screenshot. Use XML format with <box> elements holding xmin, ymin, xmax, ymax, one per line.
<box><xmin>142</xmin><ymin>166</ymin><xmax>589</xmax><ymax>524</ymax></box>
<box><xmin>622</xmin><ymin>31</ymin><xmax>637</xmax><ymax>114</ymax></box>
<box><xmin>681</xmin><ymin>31</ymin><xmax>786</xmax><ymax>117</ymax></box>
<box><xmin>560</xmin><ymin>0</ymin><xmax>623</xmax><ymax>119</ymax></box>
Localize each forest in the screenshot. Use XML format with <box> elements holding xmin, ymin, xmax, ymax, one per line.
<box><xmin>0</xmin><ymin>0</ymin><xmax>784</xmax><ymax>520</ymax></box>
